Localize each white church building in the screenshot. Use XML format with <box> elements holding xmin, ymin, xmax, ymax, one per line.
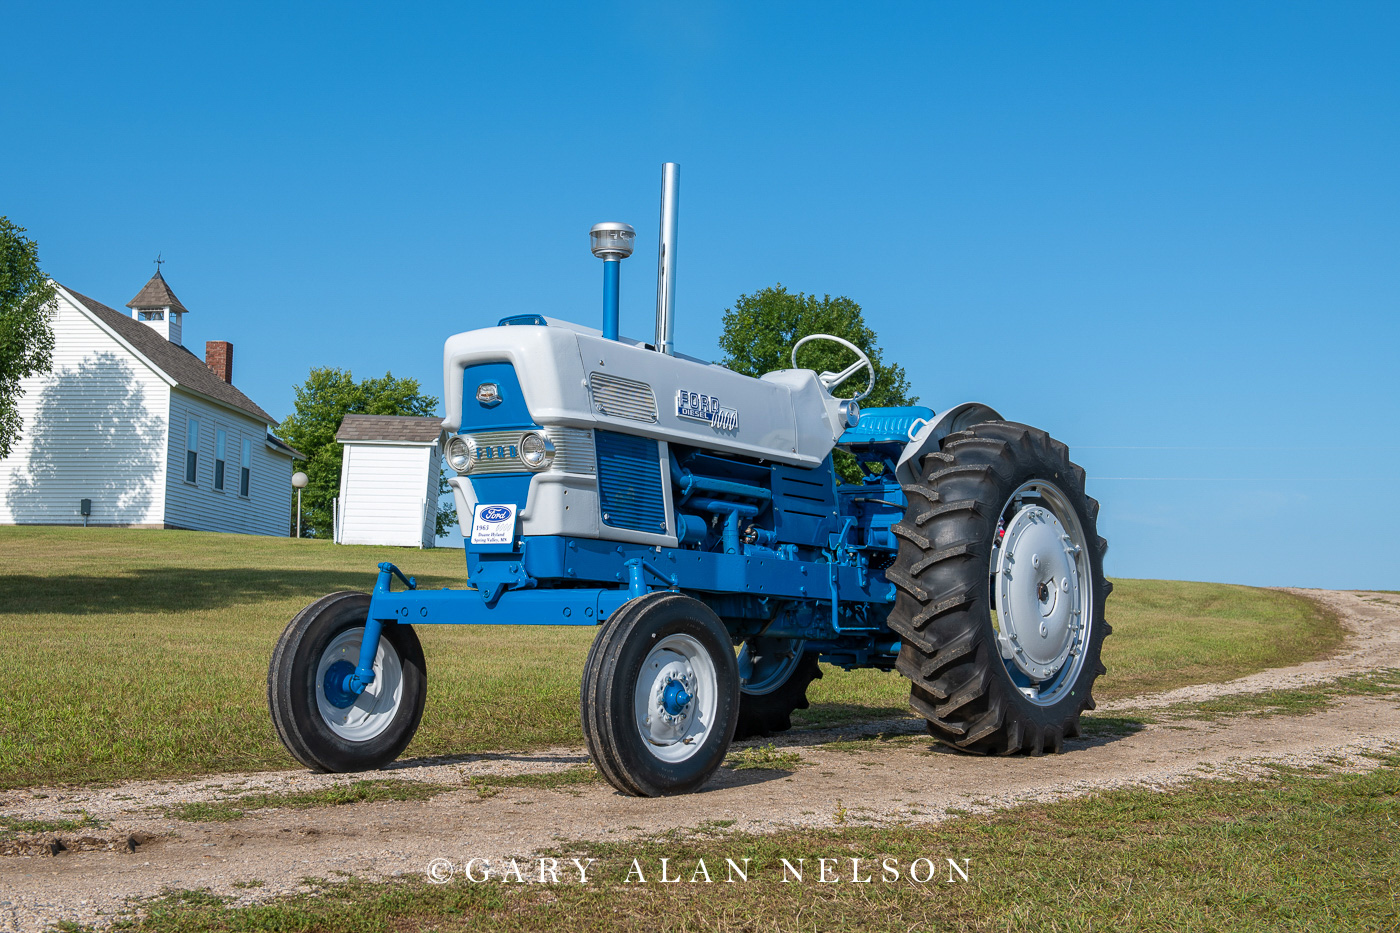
<box><xmin>0</xmin><ymin>270</ymin><xmax>303</xmax><ymax>535</ymax></box>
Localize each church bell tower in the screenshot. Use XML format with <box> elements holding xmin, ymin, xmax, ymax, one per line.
<box><xmin>126</xmin><ymin>262</ymin><xmax>188</xmax><ymax>346</ymax></box>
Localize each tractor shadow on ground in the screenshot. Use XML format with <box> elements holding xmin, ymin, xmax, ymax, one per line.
<box><xmin>383</xmin><ymin>750</ymin><xmax>792</xmax><ymax>794</ymax></box>
<box><xmin>702</xmin><ymin>767</ymin><xmax>800</xmax><ymax>793</ymax></box>
<box><xmin>385</xmin><ymin>750</ymin><xmax>594</xmax><ymax>772</ymax></box>
<box><xmin>379</xmin><ymin>713</ymin><xmax>1147</xmax><ymax>781</ymax></box>
<box><xmin>740</xmin><ymin>711</ymin><xmax>1147</xmax><ymax>757</ymax></box>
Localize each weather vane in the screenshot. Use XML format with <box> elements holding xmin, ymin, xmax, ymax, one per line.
<box><xmin>154</xmin><ymin>252</ymin><xmax>164</xmax><ymax>271</ymax></box>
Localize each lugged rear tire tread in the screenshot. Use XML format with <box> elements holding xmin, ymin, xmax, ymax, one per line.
<box><xmin>733</xmin><ymin>654</ymin><xmax>823</xmax><ymax>740</ymax></box>
<box><xmin>888</xmin><ymin>421</ymin><xmax>1111</xmax><ymax>756</ymax></box>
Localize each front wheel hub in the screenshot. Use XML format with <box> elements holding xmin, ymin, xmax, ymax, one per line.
<box><xmin>322</xmin><ymin>659</ymin><xmax>358</xmax><ymax>709</ymax></box>
<box><xmin>662</xmin><ymin>678</ymin><xmax>693</xmax><ymax>716</ymax></box>
<box><xmin>633</xmin><ymin>633</ymin><xmax>718</xmax><ymax>761</ymax></box>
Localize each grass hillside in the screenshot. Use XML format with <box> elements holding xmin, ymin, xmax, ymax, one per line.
<box><xmin>0</xmin><ymin>527</ymin><xmax>1343</xmax><ymax>789</ymax></box>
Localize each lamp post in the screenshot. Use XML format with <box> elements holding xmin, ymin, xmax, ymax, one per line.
<box><xmin>589</xmin><ymin>222</ymin><xmax>635</xmax><ymax>341</ymax></box>
<box><xmin>292</xmin><ymin>471</ymin><xmax>308</xmax><ymax>538</ymax></box>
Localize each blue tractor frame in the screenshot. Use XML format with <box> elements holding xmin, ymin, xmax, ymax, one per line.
<box><xmin>340</xmin><ymin>407</ymin><xmax>933</xmax><ymax>702</ymax></box>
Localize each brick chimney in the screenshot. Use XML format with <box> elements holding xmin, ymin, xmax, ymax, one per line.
<box><xmin>205</xmin><ymin>341</ymin><xmax>233</xmax><ymax>383</ymax></box>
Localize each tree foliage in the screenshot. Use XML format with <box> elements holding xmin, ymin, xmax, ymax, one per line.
<box><xmin>0</xmin><ymin>218</ymin><xmax>57</xmax><ymax>458</ymax></box>
<box><xmin>717</xmin><ymin>285</ymin><xmax>915</xmax><ymax>409</ymax></box>
<box><xmin>718</xmin><ymin>285</ymin><xmax>916</xmax><ymax>482</ymax></box>
<box><xmin>277</xmin><ymin>369</ymin><xmax>455</xmax><ymax>538</ymax></box>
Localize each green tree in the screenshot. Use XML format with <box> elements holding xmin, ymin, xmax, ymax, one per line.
<box><xmin>718</xmin><ymin>285</ymin><xmax>916</xmax><ymax>480</ymax></box>
<box><xmin>718</xmin><ymin>285</ymin><xmax>915</xmax><ymax>409</ymax></box>
<box><xmin>277</xmin><ymin>368</ymin><xmax>456</xmax><ymax>538</ymax></box>
<box><xmin>0</xmin><ymin>218</ymin><xmax>57</xmax><ymax>458</ymax></box>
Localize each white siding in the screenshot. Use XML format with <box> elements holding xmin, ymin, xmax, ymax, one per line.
<box><xmin>422</xmin><ymin>446</ymin><xmax>442</xmax><ymax>545</ymax></box>
<box><xmin>163</xmin><ymin>390</ymin><xmax>294</xmax><ymax>536</ymax></box>
<box><xmin>338</xmin><ymin>443</ymin><xmax>434</xmax><ymax>548</ymax></box>
<box><xmin>0</xmin><ymin>294</ymin><xmax>169</xmax><ymax>526</ymax></box>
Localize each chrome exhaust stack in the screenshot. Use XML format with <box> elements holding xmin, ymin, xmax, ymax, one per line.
<box><xmin>653</xmin><ymin>162</ymin><xmax>680</xmax><ymax>355</ymax></box>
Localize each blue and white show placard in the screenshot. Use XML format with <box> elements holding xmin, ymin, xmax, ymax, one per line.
<box><xmin>471</xmin><ymin>503</ymin><xmax>516</xmax><ymax>545</ymax></box>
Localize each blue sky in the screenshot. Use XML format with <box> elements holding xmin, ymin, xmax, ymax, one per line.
<box><xmin>3</xmin><ymin>2</ymin><xmax>1397</xmax><ymax>588</ymax></box>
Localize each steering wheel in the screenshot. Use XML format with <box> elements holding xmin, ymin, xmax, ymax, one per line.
<box><xmin>791</xmin><ymin>334</ymin><xmax>874</xmax><ymax>401</ymax></box>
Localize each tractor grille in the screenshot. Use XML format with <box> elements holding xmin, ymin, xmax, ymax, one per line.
<box><xmin>550</xmin><ymin>428</ymin><xmax>596</xmax><ymax>474</ymax></box>
<box><xmin>588</xmin><ymin>372</ymin><xmax>658</xmax><ymax>423</ymax></box>
<box><xmin>459</xmin><ymin>428</ymin><xmax>595</xmax><ymax>475</ymax></box>
<box><xmin>595</xmin><ymin>430</ymin><xmax>667</xmax><ymax>534</ymax></box>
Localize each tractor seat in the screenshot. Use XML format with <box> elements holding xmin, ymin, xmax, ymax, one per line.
<box><xmin>839</xmin><ymin>407</ymin><xmax>935</xmax><ymax>446</ymax></box>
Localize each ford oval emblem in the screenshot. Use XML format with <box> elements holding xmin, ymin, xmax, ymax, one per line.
<box><xmin>480</xmin><ymin>506</ymin><xmax>512</xmax><ymax>523</ymax></box>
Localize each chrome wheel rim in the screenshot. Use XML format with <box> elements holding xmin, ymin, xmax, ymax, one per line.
<box><xmin>634</xmin><ymin>634</ymin><xmax>718</xmax><ymax>763</ymax></box>
<box><xmin>737</xmin><ymin>638</ymin><xmax>806</xmax><ymax>695</ymax></box>
<box><xmin>315</xmin><ymin>626</ymin><xmax>404</xmax><ymax>742</ymax></box>
<box><xmin>990</xmin><ymin>480</ymin><xmax>1093</xmax><ymax>707</ymax></box>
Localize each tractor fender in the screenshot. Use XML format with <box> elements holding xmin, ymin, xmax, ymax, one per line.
<box><xmin>894</xmin><ymin>402</ymin><xmax>1004</xmax><ymax>487</ymax></box>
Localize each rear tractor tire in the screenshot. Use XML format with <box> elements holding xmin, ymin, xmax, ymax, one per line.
<box><xmin>267</xmin><ymin>591</ymin><xmax>428</xmax><ymax>773</ymax></box>
<box><xmin>887</xmin><ymin>422</ymin><xmax>1111</xmax><ymax>755</ymax></box>
<box><xmin>733</xmin><ymin>639</ymin><xmax>822</xmax><ymax>740</ymax></box>
<box><xmin>581</xmin><ymin>591</ymin><xmax>740</xmax><ymax>797</ymax></box>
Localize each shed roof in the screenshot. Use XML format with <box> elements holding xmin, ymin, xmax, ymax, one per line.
<box><xmin>336</xmin><ymin>414</ymin><xmax>445</xmax><ymax>444</ymax></box>
<box><xmin>126</xmin><ymin>270</ymin><xmax>189</xmax><ymax>314</ymax></box>
<box><xmin>60</xmin><ymin>285</ymin><xmax>277</xmax><ymax>425</ymax></box>
<box><xmin>265</xmin><ymin>434</ymin><xmax>306</xmax><ymax>460</ymax></box>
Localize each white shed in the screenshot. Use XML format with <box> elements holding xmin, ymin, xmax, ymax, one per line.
<box><xmin>334</xmin><ymin>415</ymin><xmax>445</xmax><ymax>548</ymax></box>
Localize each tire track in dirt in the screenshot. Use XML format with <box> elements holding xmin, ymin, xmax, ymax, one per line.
<box><xmin>2</xmin><ymin>590</ymin><xmax>1398</xmax><ymax>933</ymax></box>
<box><xmin>1098</xmin><ymin>589</ymin><xmax>1400</xmax><ymax>711</ymax></box>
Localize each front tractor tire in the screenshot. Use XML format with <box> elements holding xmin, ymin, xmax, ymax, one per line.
<box><xmin>887</xmin><ymin>422</ymin><xmax>1111</xmax><ymax>755</ymax></box>
<box><xmin>268</xmin><ymin>592</ymin><xmax>427</xmax><ymax>773</ymax></box>
<box><xmin>581</xmin><ymin>591</ymin><xmax>740</xmax><ymax>797</ymax></box>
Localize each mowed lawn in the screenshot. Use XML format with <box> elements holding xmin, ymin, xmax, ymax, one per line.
<box><xmin>0</xmin><ymin>527</ymin><xmax>1343</xmax><ymax>789</ymax></box>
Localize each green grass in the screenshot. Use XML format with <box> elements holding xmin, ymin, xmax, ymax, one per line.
<box><xmin>0</xmin><ymin>528</ymin><xmax>1346</xmax><ymax>788</ymax></box>
<box><xmin>1073</xmin><ymin>668</ymin><xmax>1400</xmax><ymax>738</ymax></box>
<box><xmin>1092</xmin><ymin>579</ymin><xmax>1344</xmax><ymax>700</ymax></box>
<box><xmin>0</xmin><ymin>526</ymin><xmax>594</xmax><ymax>788</ymax></box>
<box><xmin>81</xmin><ymin>754</ymin><xmax>1400</xmax><ymax>932</ymax></box>
<box><xmin>162</xmin><ymin>779</ymin><xmax>456</xmax><ymax>822</ymax></box>
<box><xmin>1144</xmin><ymin>668</ymin><xmax>1400</xmax><ymax>723</ymax></box>
<box><xmin>724</xmin><ymin>743</ymin><xmax>804</xmax><ymax>771</ymax></box>
<box><xmin>466</xmin><ymin>765</ymin><xmax>600</xmax><ymax>797</ymax></box>
<box><xmin>0</xmin><ymin>811</ymin><xmax>100</xmax><ymax>840</ymax></box>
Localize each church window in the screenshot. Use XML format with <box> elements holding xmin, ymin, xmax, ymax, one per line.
<box><xmin>240</xmin><ymin>438</ymin><xmax>252</xmax><ymax>497</ymax></box>
<box><xmin>214</xmin><ymin>429</ymin><xmax>227</xmax><ymax>491</ymax></box>
<box><xmin>185</xmin><ymin>418</ymin><xmax>200</xmax><ymax>484</ymax></box>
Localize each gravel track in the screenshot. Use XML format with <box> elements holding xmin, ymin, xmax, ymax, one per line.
<box><xmin>2</xmin><ymin>589</ymin><xmax>1398</xmax><ymax>932</ymax></box>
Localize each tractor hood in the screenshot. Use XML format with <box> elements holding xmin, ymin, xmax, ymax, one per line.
<box><xmin>442</xmin><ymin>319</ymin><xmax>845</xmax><ymax>466</ymax></box>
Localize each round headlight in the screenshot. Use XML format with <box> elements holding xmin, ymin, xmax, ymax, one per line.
<box><xmin>446</xmin><ymin>435</ymin><xmax>475</xmax><ymax>474</ymax></box>
<box><xmin>839</xmin><ymin>399</ymin><xmax>861</xmax><ymax>428</ymax></box>
<box><xmin>519</xmin><ymin>432</ymin><xmax>555</xmax><ymax>471</ymax></box>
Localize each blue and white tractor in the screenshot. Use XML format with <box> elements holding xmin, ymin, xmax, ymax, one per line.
<box><xmin>268</xmin><ymin>164</ymin><xmax>1111</xmax><ymax>796</ymax></box>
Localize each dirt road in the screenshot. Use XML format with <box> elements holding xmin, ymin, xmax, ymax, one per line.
<box><xmin>3</xmin><ymin>589</ymin><xmax>1398</xmax><ymax>932</ymax></box>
